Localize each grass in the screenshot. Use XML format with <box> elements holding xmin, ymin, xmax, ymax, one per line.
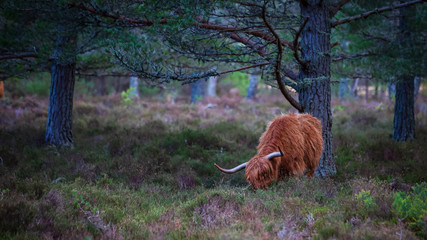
<box><xmin>0</xmin><ymin>91</ymin><xmax>426</xmax><ymax>239</ymax></box>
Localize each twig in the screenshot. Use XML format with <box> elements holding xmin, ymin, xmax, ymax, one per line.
<box><xmin>219</xmin><ymin>62</ymin><xmax>270</xmax><ymax>74</ymax></box>
<box><xmin>230</xmin><ymin>33</ymin><xmax>266</xmax><ymax>56</ymax></box>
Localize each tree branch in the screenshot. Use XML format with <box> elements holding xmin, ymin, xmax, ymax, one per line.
<box><xmin>332</xmin><ymin>52</ymin><xmax>375</xmax><ymax>62</ymax></box>
<box><xmin>229</xmin><ymin>33</ymin><xmax>266</xmax><ymax>56</ymax></box>
<box><xmin>293</xmin><ymin>17</ymin><xmax>308</xmax><ymax>68</ymax></box>
<box><xmin>0</xmin><ymin>53</ymin><xmax>38</xmax><ymax>61</ymax></box>
<box><xmin>70</xmin><ymin>2</ymin><xmax>294</xmax><ymax>49</ymax></box>
<box><xmin>219</xmin><ymin>62</ymin><xmax>270</xmax><ymax>75</ymax></box>
<box><xmin>70</xmin><ymin>2</ymin><xmax>299</xmax><ymax>80</ymax></box>
<box><xmin>329</xmin><ymin>0</ymin><xmax>351</xmax><ymax>16</ymax></box>
<box><xmin>332</xmin><ymin>0</ymin><xmax>426</xmax><ymax>27</ymax></box>
<box><xmin>261</xmin><ymin>4</ymin><xmax>303</xmax><ymax>112</ymax></box>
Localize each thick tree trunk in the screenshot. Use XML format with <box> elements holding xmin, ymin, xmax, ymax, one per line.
<box><xmin>246</xmin><ymin>74</ymin><xmax>258</xmax><ymax>100</ymax></box>
<box><xmin>392</xmin><ymin>4</ymin><xmax>415</xmax><ymax>142</ymax></box>
<box><xmin>190</xmin><ymin>78</ymin><xmax>206</xmax><ymax>103</ymax></box>
<box><xmin>393</xmin><ymin>77</ymin><xmax>415</xmax><ymax>141</ymax></box>
<box><xmin>298</xmin><ymin>2</ymin><xmax>336</xmax><ymax>176</ymax></box>
<box><xmin>45</xmin><ymin>63</ymin><xmax>76</xmax><ymax>146</ymax></box>
<box><xmin>45</xmin><ymin>33</ymin><xmax>76</xmax><ymax>147</ymax></box>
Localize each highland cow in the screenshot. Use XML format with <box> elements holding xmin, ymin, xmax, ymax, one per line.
<box><xmin>215</xmin><ymin>113</ymin><xmax>323</xmax><ymax>189</ymax></box>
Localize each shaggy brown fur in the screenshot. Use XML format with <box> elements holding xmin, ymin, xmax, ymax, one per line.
<box><xmin>245</xmin><ymin>114</ymin><xmax>323</xmax><ymax>189</ymax></box>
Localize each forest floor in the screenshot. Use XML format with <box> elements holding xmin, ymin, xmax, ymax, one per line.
<box><xmin>1</xmin><ymin>90</ymin><xmax>427</xmax><ymax>239</ymax></box>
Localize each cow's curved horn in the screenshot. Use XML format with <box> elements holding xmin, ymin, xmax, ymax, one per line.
<box><xmin>214</xmin><ymin>162</ymin><xmax>247</xmax><ymax>174</ymax></box>
<box><xmin>266</xmin><ymin>146</ymin><xmax>284</xmax><ymax>160</ymax></box>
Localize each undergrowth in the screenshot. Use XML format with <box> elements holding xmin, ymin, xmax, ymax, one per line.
<box><xmin>0</xmin><ymin>94</ymin><xmax>426</xmax><ymax>239</ymax></box>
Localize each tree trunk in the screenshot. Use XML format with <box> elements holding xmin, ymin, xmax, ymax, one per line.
<box><xmin>207</xmin><ymin>76</ymin><xmax>217</xmax><ymax>97</ymax></box>
<box><xmin>374</xmin><ymin>79</ymin><xmax>379</xmax><ymax>100</ymax></box>
<box><xmin>380</xmin><ymin>84</ymin><xmax>385</xmax><ymax>101</ymax></box>
<box><xmin>45</xmin><ymin>33</ymin><xmax>76</xmax><ymax>147</ymax></box>
<box><xmin>0</xmin><ymin>80</ymin><xmax>4</xmax><ymax>99</ymax></box>
<box><xmin>393</xmin><ymin>76</ymin><xmax>415</xmax><ymax>141</ymax></box>
<box><xmin>190</xmin><ymin>78</ymin><xmax>206</xmax><ymax>103</ymax></box>
<box><xmin>414</xmin><ymin>76</ymin><xmax>421</xmax><ymax>101</ymax></box>
<box><xmin>388</xmin><ymin>82</ymin><xmax>396</xmax><ymax>101</ymax></box>
<box><xmin>365</xmin><ymin>78</ymin><xmax>369</xmax><ymax>101</ymax></box>
<box><xmin>45</xmin><ymin>63</ymin><xmax>76</xmax><ymax>146</ymax></box>
<box><xmin>338</xmin><ymin>77</ymin><xmax>349</xmax><ymax>100</ymax></box>
<box><xmin>129</xmin><ymin>76</ymin><xmax>139</xmax><ymax>98</ymax></box>
<box><xmin>246</xmin><ymin>74</ymin><xmax>258</xmax><ymax>100</ymax></box>
<box><xmin>392</xmin><ymin>4</ymin><xmax>415</xmax><ymax>142</ymax></box>
<box><xmin>351</xmin><ymin>78</ymin><xmax>359</xmax><ymax>98</ymax></box>
<box><xmin>298</xmin><ymin>2</ymin><xmax>336</xmax><ymax>176</ymax></box>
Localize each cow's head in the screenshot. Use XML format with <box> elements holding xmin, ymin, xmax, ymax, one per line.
<box><xmin>215</xmin><ymin>147</ymin><xmax>283</xmax><ymax>189</ymax></box>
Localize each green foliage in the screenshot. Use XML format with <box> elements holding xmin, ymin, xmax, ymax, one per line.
<box><xmin>139</xmin><ymin>85</ymin><xmax>160</xmax><ymax>96</ymax></box>
<box><xmin>334</xmin><ymin>105</ymin><xmax>345</xmax><ymax>111</ymax></box>
<box><xmin>393</xmin><ymin>184</ymin><xmax>427</xmax><ymax>235</ymax></box>
<box><xmin>121</xmin><ymin>87</ymin><xmax>135</xmax><ymax>105</ymax></box>
<box><xmin>72</xmin><ymin>190</ymin><xmax>99</xmax><ymax>214</ymax></box>
<box><xmin>17</xmin><ymin>72</ymin><xmax>50</xmax><ymax>97</ymax></box>
<box><xmin>0</xmin><ymin>188</ymin><xmax>9</xmax><ymax>200</ymax></box>
<box><xmin>75</xmin><ymin>78</ymin><xmax>95</xmax><ymax>96</ymax></box>
<box><xmin>356</xmin><ymin>189</ymin><xmax>376</xmax><ymax>209</ymax></box>
<box><xmin>220</xmin><ymin>72</ymin><xmax>249</xmax><ymax>95</ymax></box>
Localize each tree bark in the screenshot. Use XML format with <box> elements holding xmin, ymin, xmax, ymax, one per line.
<box><xmin>374</xmin><ymin>79</ymin><xmax>379</xmax><ymax>100</ymax></box>
<box><xmin>393</xmin><ymin>76</ymin><xmax>415</xmax><ymax>141</ymax></box>
<box><xmin>190</xmin><ymin>78</ymin><xmax>206</xmax><ymax>103</ymax></box>
<box><xmin>338</xmin><ymin>77</ymin><xmax>349</xmax><ymax>100</ymax></box>
<box><xmin>414</xmin><ymin>76</ymin><xmax>421</xmax><ymax>101</ymax></box>
<box><xmin>365</xmin><ymin>78</ymin><xmax>369</xmax><ymax>101</ymax></box>
<box><xmin>207</xmin><ymin>76</ymin><xmax>217</xmax><ymax>97</ymax></box>
<box><xmin>351</xmin><ymin>78</ymin><xmax>359</xmax><ymax>98</ymax></box>
<box><xmin>129</xmin><ymin>76</ymin><xmax>139</xmax><ymax>98</ymax></box>
<box><xmin>298</xmin><ymin>1</ymin><xmax>336</xmax><ymax>176</ymax></box>
<box><xmin>392</xmin><ymin>3</ymin><xmax>415</xmax><ymax>142</ymax></box>
<box><xmin>388</xmin><ymin>82</ymin><xmax>396</xmax><ymax>101</ymax></box>
<box><xmin>0</xmin><ymin>80</ymin><xmax>4</xmax><ymax>99</ymax></box>
<box><xmin>246</xmin><ymin>73</ymin><xmax>258</xmax><ymax>100</ymax></box>
<box><xmin>45</xmin><ymin>33</ymin><xmax>76</xmax><ymax>147</ymax></box>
